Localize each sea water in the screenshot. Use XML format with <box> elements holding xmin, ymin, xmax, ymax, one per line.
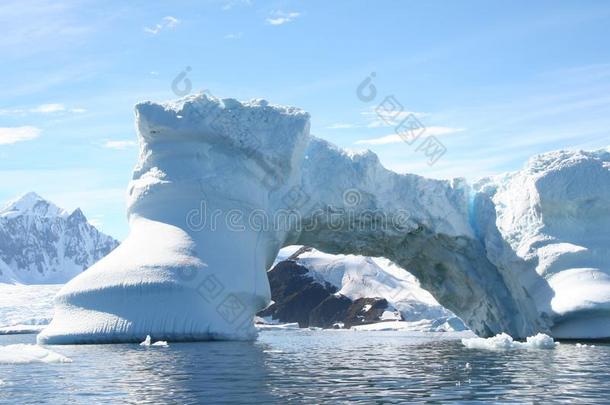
<box><xmin>0</xmin><ymin>330</ymin><xmax>608</xmax><ymax>404</ymax></box>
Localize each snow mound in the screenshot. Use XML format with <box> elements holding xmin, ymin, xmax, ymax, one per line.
<box><xmin>0</xmin><ymin>344</ymin><xmax>72</xmax><ymax>364</ymax></box>
<box><xmin>462</xmin><ymin>333</ymin><xmax>557</xmax><ymax>350</ymax></box>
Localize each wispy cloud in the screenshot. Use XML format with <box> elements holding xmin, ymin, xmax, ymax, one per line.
<box><xmin>103</xmin><ymin>140</ymin><xmax>137</xmax><ymax>150</ymax></box>
<box><xmin>0</xmin><ymin>103</ymin><xmax>86</xmax><ymax>115</ymax></box>
<box><xmin>222</xmin><ymin>0</ymin><xmax>252</xmax><ymax>11</ymax></box>
<box><xmin>30</xmin><ymin>103</ymin><xmax>65</xmax><ymax>113</ymax></box>
<box><xmin>266</xmin><ymin>11</ymin><xmax>300</xmax><ymax>26</ymax></box>
<box><xmin>0</xmin><ymin>126</ymin><xmax>41</xmax><ymax>145</ymax></box>
<box><xmin>355</xmin><ymin>127</ymin><xmax>464</xmax><ymax>145</ymax></box>
<box><xmin>326</xmin><ymin>123</ymin><xmax>356</xmax><ymax>129</ymax></box>
<box><xmin>224</xmin><ymin>32</ymin><xmax>243</xmax><ymax>40</ymax></box>
<box><xmin>144</xmin><ymin>16</ymin><xmax>180</xmax><ymax>35</ymax></box>
<box><xmin>361</xmin><ymin>109</ymin><xmax>428</xmax><ymax>128</ymax></box>
<box><xmin>87</xmin><ymin>215</ymin><xmax>104</xmax><ymax>228</ymax></box>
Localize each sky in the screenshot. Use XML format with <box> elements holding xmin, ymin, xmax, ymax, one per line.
<box><xmin>1</xmin><ymin>0</ymin><xmax>610</xmax><ymax>240</ymax></box>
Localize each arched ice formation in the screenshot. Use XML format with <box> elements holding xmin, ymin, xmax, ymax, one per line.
<box><xmin>38</xmin><ymin>94</ymin><xmax>610</xmax><ymax>344</ymax></box>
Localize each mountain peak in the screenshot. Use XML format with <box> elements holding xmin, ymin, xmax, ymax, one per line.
<box><xmin>0</xmin><ymin>192</ymin><xmax>69</xmax><ymax>219</ymax></box>
<box><xmin>68</xmin><ymin>208</ymin><xmax>87</xmax><ymax>222</ymax></box>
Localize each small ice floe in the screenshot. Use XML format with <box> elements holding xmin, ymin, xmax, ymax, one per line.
<box><xmin>465</xmin><ymin>362</ymin><xmax>471</xmax><ymax>370</ymax></box>
<box><xmin>0</xmin><ymin>344</ymin><xmax>72</xmax><ymax>364</ymax></box>
<box><xmin>140</xmin><ymin>335</ymin><xmax>169</xmax><ymax>347</ymax></box>
<box><xmin>255</xmin><ymin>322</ymin><xmax>300</xmax><ymax>331</ymax></box>
<box><xmin>575</xmin><ymin>343</ymin><xmax>595</xmax><ymax>348</ymax></box>
<box><xmin>462</xmin><ymin>333</ymin><xmax>557</xmax><ymax>350</ymax></box>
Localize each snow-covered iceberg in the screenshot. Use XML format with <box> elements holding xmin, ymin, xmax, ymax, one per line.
<box><xmin>38</xmin><ymin>93</ymin><xmax>610</xmax><ymax>344</ymax></box>
<box><xmin>476</xmin><ymin>149</ymin><xmax>610</xmax><ymax>339</ymax></box>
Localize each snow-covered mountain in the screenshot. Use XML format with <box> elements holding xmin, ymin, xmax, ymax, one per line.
<box><xmin>262</xmin><ymin>246</ymin><xmax>466</xmax><ymax>331</ymax></box>
<box><xmin>0</xmin><ymin>192</ymin><xmax>119</xmax><ymax>284</ymax></box>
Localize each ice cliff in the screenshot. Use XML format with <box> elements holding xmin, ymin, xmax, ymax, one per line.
<box><xmin>476</xmin><ymin>149</ymin><xmax>610</xmax><ymax>338</ymax></box>
<box><xmin>38</xmin><ymin>93</ymin><xmax>610</xmax><ymax>344</ymax></box>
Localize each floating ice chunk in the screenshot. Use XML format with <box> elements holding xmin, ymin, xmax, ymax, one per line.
<box><xmin>139</xmin><ymin>335</ymin><xmax>169</xmax><ymax>347</ymax></box>
<box><xmin>524</xmin><ymin>333</ymin><xmax>557</xmax><ymax>349</ymax></box>
<box><xmin>0</xmin><ymin>344</ymin><xmax>72</xmax><ymax>364</ymax></box>
<box><xmin>255</xmin><ymin>322</ymin><xmax>300</xmax><ymax>331</ymax></box>
<box><xmin>575</xmin><ymin>343</ymin><xmax>595</xmax><ymax>348</ymax></box>
<box><xmin>462</xmin><ymin>333</ymin><xmax>557</xmax><ymax>350</ymax></box>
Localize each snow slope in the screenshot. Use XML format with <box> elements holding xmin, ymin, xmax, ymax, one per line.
<box><xmin>282</xmin><ymin>246</ymin><xmax>462</xmax><ymax>326</ymax></box>
<box><xmin>38</xmin><ymin>93</ymin><xmax>610</xmax><ymax>343</ymax></box>
<box><xmin>0</xmin><ymin>192</ymin><xmax>119</xmax><ymax>284</ymax></box>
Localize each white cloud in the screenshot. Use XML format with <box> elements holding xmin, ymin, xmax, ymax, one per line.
<box><xmin>222</xmin><ymin>0</ymin><xmax>252</xmax><ymax>11</ymax></box>
<box><xmin>361</xmin><ymin>109</ymin><xmax>428</xmax><ymax>128</ymax></box>
<box><xmin>103</xmin><ymin>140</ymin><xmax>137</xmax><ymax>150</ymax></box>
<box><xmin>355</xmin><ymin>127</ymin><xmax>464</xmax><ymax>145</ymax></box>
<box><xmin>0</xmin><ymin>104</ymin><xmax>86</xmax><ymax>115</ymax></box>
<box><xmin>326</xmin><ymin>123</ymin><xmax>356</xmax><ymax>129</ymax></box>
<box><xmin>87</xmin><ymin>216</ymin><xmax>103</xmax><ymax>228</ymax></box>
<box><xmin>224</xmin><ymin>32</ymin><xmax>243</xmax><ymax>40</ymax></box>
<box><xmin>144</xmin><ymin>16</ymin><xmax>180</xmax><ymax>35</ymax></box>
<box><xmin>30</xmin><ymin>103</ymin><xmax>65</xmax><ymax>113</ymax></box>
<box><xmin>0</xmin><ymin>126</ymin><xmax>41</xmax><ymax>145</ymax></box>
<box><xmin>266</xmin><ymin>11</ymin><xmax>300</xmax><ymax>26</ymax></box>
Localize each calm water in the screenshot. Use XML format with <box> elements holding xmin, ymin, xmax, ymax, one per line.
<box><xmin>1</xmin><ymin>330</ymin><xmax>609</xmax><ymax>404</ymax></box>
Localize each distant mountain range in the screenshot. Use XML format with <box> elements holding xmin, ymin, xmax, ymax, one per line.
<box><xmin>0</xmin><ymin>192</ymin><xmax>119</xmax><ymax>284</ymax></box>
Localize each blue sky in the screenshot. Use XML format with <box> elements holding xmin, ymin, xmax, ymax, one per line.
<box><xmin>1</xmin><ymin>0</ymin><xmax>610</xmax><ymax>239</ymax></box>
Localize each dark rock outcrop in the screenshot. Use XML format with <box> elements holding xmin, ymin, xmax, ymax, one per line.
<box><xmin>258</xmin><ymin>258</ymin><xmax>395</xmax><ymax>328</ymax></box>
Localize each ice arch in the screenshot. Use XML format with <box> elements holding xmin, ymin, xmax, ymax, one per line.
<box><xmin>39</xmin><ymin>94</ymin><xmax>555</xmax><ymax>344</ymax></box>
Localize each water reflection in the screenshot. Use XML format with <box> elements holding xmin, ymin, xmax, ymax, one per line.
<box><xmin>1</xmin><ymin>331</ymin><xmax>609</xmax><ymax>404</ymax></box>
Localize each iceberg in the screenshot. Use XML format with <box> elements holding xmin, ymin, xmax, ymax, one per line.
<box><xmin>38</xmin><ymin>93</ymin><xmax>610</xmax><ymax>344</ymax></box>
<box><xmin>476</xmin><ymin>149</ymin><xmax>610</xmax><ymax>339</ymax></box>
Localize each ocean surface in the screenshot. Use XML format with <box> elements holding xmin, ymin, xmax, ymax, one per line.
<box><xmin>0</xmin><ymin>330</ymin><xmax>609</xmax><ymax>404</ymax></box>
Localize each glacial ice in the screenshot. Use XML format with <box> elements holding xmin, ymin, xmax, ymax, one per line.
<box><xmin>37</xmin><ymin>93</ymin><xmax>610</xmax><ymax>344</ymax></box>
